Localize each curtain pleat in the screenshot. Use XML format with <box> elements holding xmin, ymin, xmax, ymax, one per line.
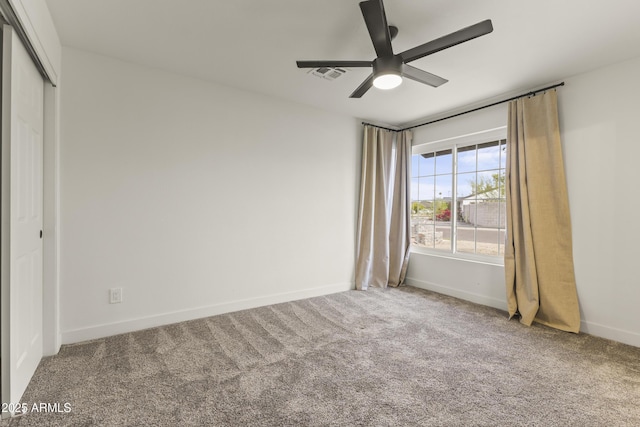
<box><xmin>504</xmin><ymin>90</ymin><xmax>581</xmax><ymax>333</ymax></box>
<box><xmin>388</xmin><ymin>131</ymin><xmax>412</xmax><ymax>286</ymax></box>
<box><xmin>355</xmin><ymin>126</ymin><xmax>412</xmax><ymax>290</ymax></box>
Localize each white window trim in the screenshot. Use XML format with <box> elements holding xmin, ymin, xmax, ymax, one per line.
<box><xmin>413</xmin><ymin>126</ymin><xmax>507</xmax><ymax>155</ymax></box>
<box><xmin>411</xmin><ymin>126</ymin><xmax>507</xmax><ymax>266</ymax></box>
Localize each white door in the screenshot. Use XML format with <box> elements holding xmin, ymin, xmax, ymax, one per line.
<box><xmin>1</xmin><ymin>24</ymin><xmax>44</xmax><ymax>412</ymax></box>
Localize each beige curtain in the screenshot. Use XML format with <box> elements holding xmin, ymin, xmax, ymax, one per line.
<box><xmin>355</xmin><ymin>126</ymin><xmax>412</xmax><ymax>290</ymax></box>
<box><xmin>505</xmin><ymin>90</ymin><xmax>581</xmax><ymax>333</ymax></box>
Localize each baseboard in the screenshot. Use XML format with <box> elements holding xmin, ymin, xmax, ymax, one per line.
<box><xmin>580</xmin><ymin>319</ymin><xmax>640</xmax><ymax>348</ymax></box>
<box><xmin>404</xmin><ymin>276</ymin><xmax>509</xmax><ymax>312</ymax></box>
<box><xmin>406</xmin><ymin>277</ymin><xmax>640</xmax><ymax>348</ymax></box>
<box><xmin>61</xmin><ymin>282</ymin><xmax>354</xmax><ymax>345</ymax></box>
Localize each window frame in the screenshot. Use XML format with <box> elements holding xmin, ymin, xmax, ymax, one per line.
<box><xmin>410</xmin><ymin>126</ymin><xmax>507</xmax><ymax>265</ymax></box>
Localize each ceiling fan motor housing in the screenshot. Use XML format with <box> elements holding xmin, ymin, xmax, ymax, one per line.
<box><xmin>373</xmin><ymin>55</ymin><xmax>403</xmax><ymax>77</ymax></box>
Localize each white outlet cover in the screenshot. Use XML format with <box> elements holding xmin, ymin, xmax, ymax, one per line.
<box><xmin>109</xmin><ymin>287</ymin><xmax>123</xmax><ymax>304</ymax></box>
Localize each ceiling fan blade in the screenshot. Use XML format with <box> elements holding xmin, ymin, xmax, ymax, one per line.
<box><xmin>349</xmin><ymin>74</ymin><xmax>375</xmax><ymax>98</ymax></box>
<box><xmin>296</xmin><ymin>60</ymin><xmax>372</xmax><ymax>69</ymax></box>
<box><xmin>401</xmin><ymin>64</ymin><xmax>448</xmax><ymax>87</ymax></box>
<box><xmin>359</xmin><ymin>0</ymin><xmax>394</xmax><ymax>58</ymax></box>
<box><xmin>399</xmin><ymin>19</ymin><xmax>493</xmax><ymax>63</ymax></box>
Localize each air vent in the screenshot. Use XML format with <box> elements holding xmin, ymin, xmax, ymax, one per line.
<box><xmin>308</xmin><ymin>67</ymin><xmax>347</xmax><ymax>81</ymax></box>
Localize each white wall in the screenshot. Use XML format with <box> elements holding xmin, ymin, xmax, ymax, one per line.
<box><xmin>406</xmin><ymin>56</ymin><xmax>640</xmax><ymax>347</ymax></box>
<box><xmin>59</xmin><ymin>48</ymin><xmax>360</xmax><ymax>343</ymax></box>
<box><xmin>560</xmin><ymin>56</ymin><xmax>640</xmax><ymax>347</ymax></box>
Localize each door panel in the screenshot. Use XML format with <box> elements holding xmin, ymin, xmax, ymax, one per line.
<box><xmin>1</xmin><ymin>24</ymin><xmax>44</xmax><ymax>414</ymax></box>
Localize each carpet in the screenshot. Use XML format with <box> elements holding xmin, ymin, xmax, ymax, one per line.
<box><xmin>5</xmin><ymin>286</ymin><xmax>640</xmax><ymax>426</ymax></box>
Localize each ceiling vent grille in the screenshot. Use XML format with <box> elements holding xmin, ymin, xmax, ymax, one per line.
<box><xmin>308</xmin><ymin>67</ymin><xmax>347</xmax><ymax>81</ymax></box>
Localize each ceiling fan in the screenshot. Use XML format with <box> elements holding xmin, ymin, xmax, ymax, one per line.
<box><xmin>296</xmin><ymin>0</ymin><xmax>493</xmax><ymax>98</ymax></box>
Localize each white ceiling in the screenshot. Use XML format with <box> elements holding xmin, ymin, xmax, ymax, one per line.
<box><xmin>45</xmin><ymin>0</ymin><xmax>640</xmax><ymax>127</ymax></box>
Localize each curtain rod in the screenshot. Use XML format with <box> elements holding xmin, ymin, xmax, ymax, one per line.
<box><xmin>362</xmin><ymin>82</ymin><xmax>564</xmax><ymax>133</ymax></box>
<box><xmin>402</xmin><ymin>82</ymin><xmax>564</xmax><ymax>131</ymax></box>
<box><xmin>360</xmin><ymin>122</ymin><xmax>399</xmax><ymax>132</ymax></box>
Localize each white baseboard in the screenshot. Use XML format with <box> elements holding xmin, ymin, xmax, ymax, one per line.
<box><xmin>404</xmin><ymin>276</ymin><xmax>509</xmax><ymax>312</ymax></box>
<box><xmin>406</xmin><ymin>277</ymin><xmax>640</xmax><ymax>348</ymax></box>
<box><xmin>580</xmin><ymin>319</ymin><xmax>640</xmax><ymax>348</ymax></box>
<box><xmin>61</xmin><ymin>282</ymin><xmax>354</xmax><ymax>345</ymax></box>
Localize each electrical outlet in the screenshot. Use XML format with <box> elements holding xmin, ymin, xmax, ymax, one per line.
<box><xmin>109</xmin><ymin>287</ymin><xmax>123</xmax><ymax>304</ymax></box>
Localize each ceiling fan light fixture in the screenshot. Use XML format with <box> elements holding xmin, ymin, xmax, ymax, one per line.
<box><xmin>372</xmin><ymin>55</ymin><xmax>403</xmax><ymax>90</ymax></box>
<box><xmin>373</xmin><ymin>72</ymin><xmax>402</xmax><ymax>89</ymax></box>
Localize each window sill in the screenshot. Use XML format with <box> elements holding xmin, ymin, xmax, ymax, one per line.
<box><xmin>409</xmin><ymin>245</ymin><xmax>505</xmax><ymax>267</ymax></box>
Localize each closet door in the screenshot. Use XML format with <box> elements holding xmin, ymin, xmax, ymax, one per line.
<box><xmin>1</xmin><ymin>24</ymin><xmax>44</xmax><ymax>413</ymax></box>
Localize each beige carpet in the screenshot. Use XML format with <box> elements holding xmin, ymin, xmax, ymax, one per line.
<box><xmin>4</xmin><ymin>286</ymin><xmax>640</xmax><ymax>426</ymax></box>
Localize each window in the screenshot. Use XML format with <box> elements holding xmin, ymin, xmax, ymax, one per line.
<box><xmin>411</xmin><ymin>130</ymin><xmax>507</xmax><ymax>260</ymax></box>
